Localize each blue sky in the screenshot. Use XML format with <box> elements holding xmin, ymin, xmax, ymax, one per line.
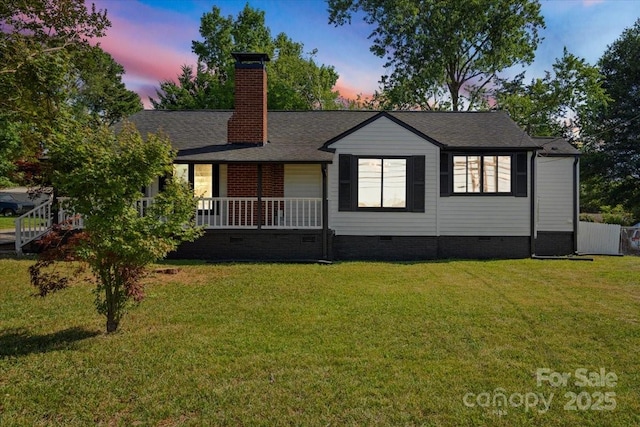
<box><xmin>92</xmin><ymin>0</ymin><xmax>640</xmax><ymax>107</ymax></box>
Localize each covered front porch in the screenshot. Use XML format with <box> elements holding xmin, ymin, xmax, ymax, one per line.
<box><xmin>15</xmin><ymin>196</ymin><xmax>324</xmax><ymax>253</ymax></box>
<box><xmin>167</xmin><ymin>161</ymin><xmax>329</xmax><ymax>233</ymax></box>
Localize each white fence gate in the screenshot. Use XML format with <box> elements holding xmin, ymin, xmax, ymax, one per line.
<box><xmin>578</xmin><ymin>221</ymin><xmax>621</xmax><ymax>255</ymax></box>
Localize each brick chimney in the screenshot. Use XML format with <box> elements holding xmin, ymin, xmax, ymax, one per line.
<box><xmin>227</xmin><ymin>52</ymin><xmax>270</xmax><ymax>145</ymax></box>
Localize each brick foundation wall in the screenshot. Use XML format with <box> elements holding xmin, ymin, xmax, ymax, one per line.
<box><xmin>535</xmin><ymin>232</ymin><xmax>575</xmax><ymax>256</ymax></box>
<box><xmin>437</xmin><ymin>236</ymin><xmax>530</xmax><ymax>259</ymax></box>
<box><xmin>332</xmin><ymin>235</ymin><xmax>531</xmax><ymax>261</ymax></box>
<box><xmin>170</xmin><ymin>230</ymin><xmax>324</xmax><ymax>261</ymax></box>
<box><xmin>332</xmin><ymin>236</ymin><xmax>438</xmax><ymax>261</ymax></box>
<box><xmin>172</xmin><ymin>232</ymin><xmax>532</xmax><ymax>262</ymax></box>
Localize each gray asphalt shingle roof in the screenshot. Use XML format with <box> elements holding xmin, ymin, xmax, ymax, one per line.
<box><xmin>125</xmin><ymin>109</ymin><xmax>539</xmax><ymax>163</ymax></box>
<box><xmin>532</xmin><ymin>137</ymin><xmax>580</xmax><ymax>156</ymax></box>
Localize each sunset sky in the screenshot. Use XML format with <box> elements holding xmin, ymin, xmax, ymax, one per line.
<box><xmin>90</xmin><ymin>0</ymin><xmax>640</xmax><ymax>108</ymax></box>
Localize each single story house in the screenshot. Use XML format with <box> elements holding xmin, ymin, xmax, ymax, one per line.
<box><xmin>126</xmin><ymin>53</ymin><xmax>579</xmax><ymax>261</ymax></box>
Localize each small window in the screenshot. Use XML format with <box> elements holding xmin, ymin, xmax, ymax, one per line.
<box><xmin>452</xmin><ymin>155</ymin><xmax>512</xmax><ymax>194</ymax></box>
<box><xmin>173</xmin><ymin>164</ymin><xmax>188</xmax><ymax>183</ymax></box>
<box><xmin>171</xmin><ymin>163</ymin><xmax>220</xmax><ymax>202</ymax></box>
<box><xmin>194</xmin><ymin>164</ymin><xmax>212</xmax><ymax>198</ymax></box>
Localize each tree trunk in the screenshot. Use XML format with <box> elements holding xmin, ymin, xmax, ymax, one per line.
<box><xmin>106</xmin><ymin>311</ymin><xmax>119</xmax><ymax>333</ymax></box>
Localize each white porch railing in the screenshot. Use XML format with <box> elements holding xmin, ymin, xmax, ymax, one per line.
<box><xmin>57</xmin><ymin>197</ymin><xmax>321</xmax><ymax>229</ymax></box>
<box><xmin>15</xmin><ymin>200</ymin><xmax>53</xmax><ymax>256</ymax></box>
<box><xmin>196</xmin><ymin>197</ymin><xmax>322</xmax><ymax>229</ymax></box>
<box><xmin>57</xmin><ymin>198</ymin><xmax>84</xmax><ymax>229</ymax></box>
<box><xmin>263</xmin><ymin>197</ymin><xmax>322</xmax><ymax>229</ymax></box>
<box><xmin>56</xmin><ymin>197</ymin><xmax>156</xmax><ymax>228</ymax></box>
<box><xmin>15</xmin><ymin>196</ymin><xmax>322</xmax><ymax>254</ymax></box>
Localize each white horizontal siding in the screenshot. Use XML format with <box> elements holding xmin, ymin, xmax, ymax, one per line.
<box><xmin>438</xmin><ymin>196</ymin><xmax>531</xmax><ymax>236</ymax></box>
<box><xmin>328</xmin><ymin>116</ymin><xmax>438</xmax><ymax>236</ymax></box>
<box><xmin>438</xmin><ymin>154</ymin><xmax>531</xmax><ymax>236</ymax></box>
<box><xmin>146</xmin><ymin>177</ymin><xmax>160</xmax><ymax>197</ymax></box>
<box><xmin>439</xmin><ymin>151</ymin><xmax>532</xmax><ymax>236</ymax></box>
<box><xmin>285</xmin><ymin>164</ymin><xmax>321</xmax><ymax>198</ymax></box>
<box><xmin>536</xmin><ymin>157</ymin><xmax>575</xmax><ymax>232</ymax></box>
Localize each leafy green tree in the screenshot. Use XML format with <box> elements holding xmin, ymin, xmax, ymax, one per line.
<box><xmin>152</xmin><ymin>4</ymin><xmax>340</xmax><ymax>110</ymax></box>
<box><xmin>327</xmin><ymin>0</ymin><xmax>545</xmax><ymax>111</ymax></box>
<box><xmin>495</xmin><ymin>48</ymin><xmax>609</xmax><ymax>137</ymax></box>
<box><xmin>582</xmin><ymin>19</ymin><xmax>640</xmax><ymax>218</ymax></box>
<box><xmin>0</xmin><ymin>0</ymin><xmax>109</xmax><ymax>75</ymax></box>
<box><xmin>151</xmin><ymin>63</ymin><xmax>226</xmax><ymax>110</ymax></box>
<box><xmin>69</xmin><ymin>46</ymin><xmax>143</xmax><ymax>125</ymax></box>
<box><xmin>1</xmin><ymin>0</ymin><xmax>107</xmax><ymax>185</ymax></box>
<box><xmin>1</xmin><ymin>1</ymin><xmax>140</xmax><ymax>185</ymax></box>
<box><xmin>31</xmin><ymin>121</ymin><xmax>202</xmax><ymax>333</ymax></box>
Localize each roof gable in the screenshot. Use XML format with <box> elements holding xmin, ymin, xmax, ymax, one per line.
<box><xmin>323</xmin><ymin>111</ymin><xmax>444</xmax><ymax>150</ymax></box>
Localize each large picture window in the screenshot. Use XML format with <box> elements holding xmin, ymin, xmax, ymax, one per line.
<box><xmin>339</xmin><ymin>154</ymin><xmax>425</xmax><ymax>212</ymax></box>
<box><xmin>453</xmin><ymin>155</ymin><xmax>511</xmax><ymax>194</ymax></box>
<box><xmin>357</xmin><ymin>158</ymin><xmax>407</xmax><ymax>208</ymax></box>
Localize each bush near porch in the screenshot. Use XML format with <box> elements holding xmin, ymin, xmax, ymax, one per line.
<box><xmin>0</xmin><ymin>257</ymin><xmax>638</xmax><ymax>426</ymax></box>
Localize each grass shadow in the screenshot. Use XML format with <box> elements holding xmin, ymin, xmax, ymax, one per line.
<box><xmin>0</xmin><ymin>326</ymin><xmax>100</xmax><ymax>358</ymax></box>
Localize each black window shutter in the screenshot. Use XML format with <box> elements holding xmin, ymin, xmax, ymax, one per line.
<box><xmin>514</xmin><ymin>153</ymin><xmax>528</xmax><ymax>197</ymax></box>
<box><xmin>188</xmin><ymin>164</ymin><xmax>195</xmax><ymax>187</ymax></box>
<box><xmin>212</xmin><ymin>164</ymin><xmax>220</xmax><ymax>197</ymax></box>
<box><xmin>440</xmin><ymin>152</ymin><xmax>450</xmax><ymax>196</ymax></box>
<box><xmin>411</xmin><ymin>156</ymin><xmax>425</xmax><ymax>212</ymax></box>
<box><xmin>159</xmin><ymin>174</ymin><xmax>167</xmax><ymax>192</ymax></box>
<box><xmin>338</xmin><ymin>154</ymin><xmax>354</xmax><ymax>211</ymax></box>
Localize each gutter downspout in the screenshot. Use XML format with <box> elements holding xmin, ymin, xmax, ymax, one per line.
<box><xmin>530</xmin><ymin>151</ymin><xmax>537</xmax><ymax>256</ymax></box>
<box><xmin>321</xmin><ymin>163</ymin><xmax>329</xmax><ymax>260</ymax></box>
<box><xmin>573</xmin><ymin>156</ymin><xmax>579</xmax><ymax>254</ymax></box>
<box><xmin>257</xmin><ymin>164</ymin><xmax>262</xmax><ymax>230</ymax></box>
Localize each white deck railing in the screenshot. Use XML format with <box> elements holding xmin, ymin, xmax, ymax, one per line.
<box><xmin>196</xmin><ymin>197</ymin><xmax>322</xmax><ymax>229</ymax></box>
<box><xmin>15</xmin><ymin>200</ymin><xmax>53</xmax><ymax>256</ymax></box>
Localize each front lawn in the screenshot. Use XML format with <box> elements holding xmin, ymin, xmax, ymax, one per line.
<box><xmin>0</xmin><ymin>216</ymin><xmax>48</xmax><ymax>230</ymax></box>
<box><xmin>0</xmin><ymin>216</ymin><xmax>16</xmax><ymax>229</ymax></box>
<box><xmin>0</xmin><ymin>258</ymin><xmax>639</xmax><ymax>426</ymax></box>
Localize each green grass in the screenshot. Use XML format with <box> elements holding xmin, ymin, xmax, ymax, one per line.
<box><xmin>1</xmin><ymin>257</ymin><xmax>639</xmax><ymax>426</ymax></box>
<box><xmin>0</xmin><ymin>216</ymin><xmax>48</xmax><ymax>230</ymax></box>
<box><xmin>0</xmin><ymin>216</ymin><xmax>16</xmax><ymax>229</ymax></box>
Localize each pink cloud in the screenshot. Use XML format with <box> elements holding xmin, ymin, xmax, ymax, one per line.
<box><xmin>583</xmin><ymin>0</ymin><xmax>604</xmax><ymax>6</ymax></box>
<box><xmin>89</xmin><ymin>1</ymin><xmax>199</xmax><ymax>108</ymax></box>
<box><xmin>99</xmin><ymin>32</ymin><xmax>195</xmax><ymax>83</ymax></box>
<box><xmin>334</xmin><ymin>81</ymin><xmax>372</xmax><ymax>102</ymax></box>
<box><xmin>98</xmin><ymin>13</ymin><xmax>197</xmax><ymax>81</ymax></box>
